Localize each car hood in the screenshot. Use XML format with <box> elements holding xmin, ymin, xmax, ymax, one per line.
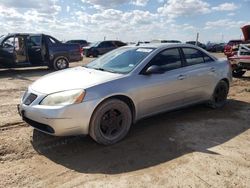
<box><xmin>31</xmin><ymin>67</ymin><xmax>122</xmax><ymax>94</ymax></box>
<box><xmin>242</xmin><ymin>25</ymin><xmax>250</xmax><ymax>41</ymax></box>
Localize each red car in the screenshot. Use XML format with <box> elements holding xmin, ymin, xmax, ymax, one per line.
<box><xmin>228</xmin><ymin>25</ymin><xmax>250</xmax><ymax>77</ymax></box>
<box><xmin>224</xmin><ymin>39</ymin><xmax>243</xmax><ymax>58</ymax></box>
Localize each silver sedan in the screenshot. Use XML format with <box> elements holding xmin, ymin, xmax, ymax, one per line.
<box><xmin>18</xmin><ymin>43</ymin><xmax>232</xmax><ymax>145</ymax></box>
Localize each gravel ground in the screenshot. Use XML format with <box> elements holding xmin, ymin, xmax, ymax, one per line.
<box><xmin>0</xmin><ymin>54</ymin><xmax>249</xmax><ymax>188</ymax></box>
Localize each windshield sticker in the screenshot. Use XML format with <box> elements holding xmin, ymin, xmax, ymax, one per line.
<box><xmin>136</xmin><ymin>48</ymin><xmax>153</xmax><ymax>53</ymax></box>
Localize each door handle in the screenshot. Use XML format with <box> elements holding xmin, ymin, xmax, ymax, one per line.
<box><xmin>210</xmin><ymin>67</ymin><xmax>216</xmax><ymax>72</ymax></box>
<box><xmin>177</xmin><ymin>75</ymin><xmax>186</xmax><ymax>80</ymax></box>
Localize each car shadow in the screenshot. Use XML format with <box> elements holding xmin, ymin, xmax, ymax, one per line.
<box><xmin>31</xmin><ymin>99</ymin><xmax>250</xmax><ymax>174</ymax></box>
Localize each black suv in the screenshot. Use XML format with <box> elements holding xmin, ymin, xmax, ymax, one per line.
<box><xmin>0</xmin><ymin>33</ymin><xmax>83</xmax><ymax>70</ymax></box>
<box><xmin>83</xmin><ymin>40</ymin><xmax>127</xmax><ymax>57</ymax></box>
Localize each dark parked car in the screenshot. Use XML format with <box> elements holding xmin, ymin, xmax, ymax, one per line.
<box><xmin>207</xmin><ymin>42</ymin><xmax>226</xmax><ymax>52</ymax></box>
<box><xmin>151</xmin><ymin>39</ymin><xmax>181</xmax><ymax>43</ymax></box>
<box><xmin>83</xmin><ymin>40</ymin><xmax>126</xmax><ymax>57</ymax></box>
<box><xmin>186</xmin><ymin>41</ymin><xmax>207</xmax><ymax>49</ymax></box>
<box><xmin>0</xmin><ymin>33</ymin><xmax>83</xmax><ymax>70</ymax></box>
<box><xmin>66</xmin><ymin>40</ymin><xmax>88</xmax><ymax>48</ymax></box>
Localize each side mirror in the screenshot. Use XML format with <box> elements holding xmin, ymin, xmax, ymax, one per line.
<box><xmin>144</xmin><ymin>65</ymin><xmax>164</xmax><ymax>75</ymax></box>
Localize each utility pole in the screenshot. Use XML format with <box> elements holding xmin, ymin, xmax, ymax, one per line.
<box><xmin>195</xmin><ymin>32</ymin><xmax>199</xmax><ymax>46</ymax></box>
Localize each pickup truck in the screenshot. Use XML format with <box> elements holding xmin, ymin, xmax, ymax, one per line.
<box><xmin>227</xmin><ymin>25</ymin><xmax>250</xmax><ymax>77</ymax></box>
<box><xmin>0</xmin><ymin>33</ymin><xmax>83</xmax><ymax>70</ymax></box>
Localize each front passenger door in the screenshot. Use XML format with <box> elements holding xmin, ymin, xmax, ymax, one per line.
<box><xmin>0</xmin><ymin>36</ymin><xmax>15</xmax><ymax>65</ymax></box>
<box><xmin>137</xmin><ymin>48</ymin><xmax>191</xmax><ymax>117</ymax></box>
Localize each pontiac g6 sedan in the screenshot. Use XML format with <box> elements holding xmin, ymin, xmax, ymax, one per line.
<box><xmin>18</xmin><ymin>43</ymin><xmax>232</xmax><ymax>145</ymax></box>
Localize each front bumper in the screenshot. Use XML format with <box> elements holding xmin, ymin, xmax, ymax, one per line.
<box><xmin>18</xmin><ymin>89</ymin><xmax>100</xmax><ymax>136</ymax></box>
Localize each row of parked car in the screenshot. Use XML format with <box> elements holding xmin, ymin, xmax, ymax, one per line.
<box><xmin>225</xmin><ymin>25</ymin><xmax>250</xmax><ymax>78</ymax></box>
<box><xmin>63</xmin><ymin>39</ymin><xmax>226</xmax><ymax>59</ymax></box>
<box><xmin>1</xmin><ymin>29</ymin><xmax>249</xmax><ymax>75</ymax></box>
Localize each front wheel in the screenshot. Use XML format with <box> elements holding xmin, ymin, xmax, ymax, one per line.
<box><xmin>232</xmin><ymin>69</ymin><xmax>246</xmax><ymax>78</ymax></box>
<box><xmin>89</xmin><ymin>99</ymin><xmax>132</xmax><ymax>145</ymax></box>
<box><xmin>207</xmin><ymin>80</ymin><xmax>229</xmax><ymax>109</ymax></box>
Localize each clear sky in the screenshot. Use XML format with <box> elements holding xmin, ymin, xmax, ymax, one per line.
<box><xmin>0</xmin><ymin>0</ymin><xmax>249</xmax><ymax>43</ymax></box>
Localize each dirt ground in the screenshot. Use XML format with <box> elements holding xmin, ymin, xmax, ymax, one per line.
<box><xmin>0</xmin><ymin>54</ymin><xmax>249</xmax><ymax>188</ymax></box>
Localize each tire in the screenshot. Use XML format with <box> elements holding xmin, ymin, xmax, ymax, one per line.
<box><xmin>89</xmin><ymin>99</ymin><xmax>132</xmax><ymax>145</ymax></box>
<box><xmin>232</xmin><ymin>69</ymin><xmax>246</xmax><ymax>78</ymax></box>
<box><xmin>85</xmin><ymin>51</ymin><xmax>90</xmax><ymax>57</ymax></box>
<box><xmin>52</xmin><ymin>57</ymin><xmax>69</xmax><ymax>70</ymax></box>
<box><xmin>92</xmin><ymin>50</ymin><xmax>98</xmax><ymax>58</ymax></box>
<box><xmin>207</xmin><ymin>80</ymin><xmax>229</xmax><ymax>109</ymax></box>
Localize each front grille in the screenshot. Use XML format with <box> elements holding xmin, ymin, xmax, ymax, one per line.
<box><xmin>23</xmin><ymin>116</ymin><xmax>55</xmax><ymax>134</ymax></box>
<box><xmin>24</xmin><ymin>93</ymin><xmax>37</xmax><ymax>105</ymax></box>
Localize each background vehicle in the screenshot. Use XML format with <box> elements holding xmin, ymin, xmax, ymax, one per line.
<box><xmin>83</xmin><ymin>40</ymin><xmax>126</xmax><ymax>57</ymax></box>
<box><xmin>66</xmin><ymin>40</ymin><xmax>88</xmax><ymax>48</ymax></box>
<box><xmin>186</xmin><ymin>41</ymin><xmax>207</xmax><ymax>49</ymax></box>
<box><xmin>228</xmin><ymin>25</ymin><xmax>250</xmax><ymax>77</ymax></box>
<box><xmin>0</xmin><ymin>33</ymin><xmax>83</xmax><ymax>70</ymax></box>
<box><xmin>151</xmin><ymin>39</ymin><xmax>181</xmax><ymax>43</ymax></box>
<box><xmin>19</xmin><ymin>43</ymin><xmax>231</xmax><ymax>145</ymax></box>
<box><xmin>224</xmin><ymin>39</ymin><xmax>243</xmax><ymax>58</ymax></box>
<box><xmin>207</xmin><ymin>42</ymin><xmax>226</xmax><ymax>52</ymax></box>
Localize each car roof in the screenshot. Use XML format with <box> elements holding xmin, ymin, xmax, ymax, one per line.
<box><xmin>6</xmin><ymin>33</ymin><xmax>44</xmax><ymax>36</ymax></box>
<box><xmin>127</xmin><ymin>43</ymin><xmax>199</xmax><ymax>49</ymax></box>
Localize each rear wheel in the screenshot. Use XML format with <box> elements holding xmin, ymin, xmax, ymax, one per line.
<box><xmin>92</xmin><ymin>50</ymin><xmax>98</xmax><ymax>57</ymax></box>
<box><xmin>232</xmin><ymin>69</ymin><xmax>246</xmax><ymax>78</ymax></box>
<box><xmin>52</xmin><ymin>57</ymin><xmax>69</xmax><ymax>70</ymax></box>
<box><xmin>207</xmin><ymin>80</ymin><xmax>229</xmax><ymax>109</ymax></box>
<box><xmin>89</xmin><ymin>99</ymin><xmax>132</xmax><ymax>145</ymax></box>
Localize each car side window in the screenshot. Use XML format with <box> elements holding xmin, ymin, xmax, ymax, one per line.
<box><xmin>2</xmin><ymin>37</ymin><xmax>15</xmax><ymax>49</ymax></box>
<box><xmin>99</xmin><ymin>41</ymin><xmax>114</xmax><ymax>48</ymax></box>
<box><xmin>149</xmin><ymin>48</ymin><xmax>182</xmax><ymax>71</ymax></box>
<box><xmin>27</xmin><ymin>36</ymin><xmax>42</xmax><ymax>47</ymax></box>
<box><xmin>48</xmin><ymin>37</ymin><xmax>56</xmax><ymax>45</ymax></box>
<box><xmin>182</xmin><ymin>48</ymin><xmax>204</xmax><ymax>66</ymax></box>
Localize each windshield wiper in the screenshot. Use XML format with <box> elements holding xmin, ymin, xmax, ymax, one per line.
<box><xmin>83</xmin><ymin>66</ymin><xmax>119</xmax><ymax>74</ymax></box>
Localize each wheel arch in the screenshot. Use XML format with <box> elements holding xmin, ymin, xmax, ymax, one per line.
<box><xmin>90</xmin><ymin>94</ymin><xmax>137</xmax><ymax>128</ymax></box>
<box><xmin>53</xmin><ymin>55</ymin><xmax>69</xmax><ymax>63</ymax></box>
<box><xmin>221</xmin><ymin>78</ymin><xmax>230</xmax><ymax>88</ymax></box>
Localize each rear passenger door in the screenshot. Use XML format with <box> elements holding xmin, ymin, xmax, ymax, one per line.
<box><xmin>27</xmin><ymin>35</ymin><xmax>43</xmax><ymax>65</ymax></box>
<box><xmin>180</xmin><ymin>47</ymin><xmax>218</xmax><ymax>103</ymax></box>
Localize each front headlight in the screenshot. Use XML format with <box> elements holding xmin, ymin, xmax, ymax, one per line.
<box><xmin>40</xmin><ymin>89</ymin><xmax>85</xmax><ymax>106</ymax></box>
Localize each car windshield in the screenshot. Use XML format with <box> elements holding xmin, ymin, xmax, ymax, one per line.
<box><xmin>84</xmin><ymin>47</ymin><xmax>155</xmax><ymax>74</ymax></box>
<box><xmin>90</xmin><ymin>42</ymin><xmax>100</xmax><ymax>47</ymax></box>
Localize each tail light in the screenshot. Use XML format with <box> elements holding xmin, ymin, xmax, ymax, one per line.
<box><xmin>79</xmin><ymin>45</ymin><xmax>83</xmax><ymax>54</ymax></box>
